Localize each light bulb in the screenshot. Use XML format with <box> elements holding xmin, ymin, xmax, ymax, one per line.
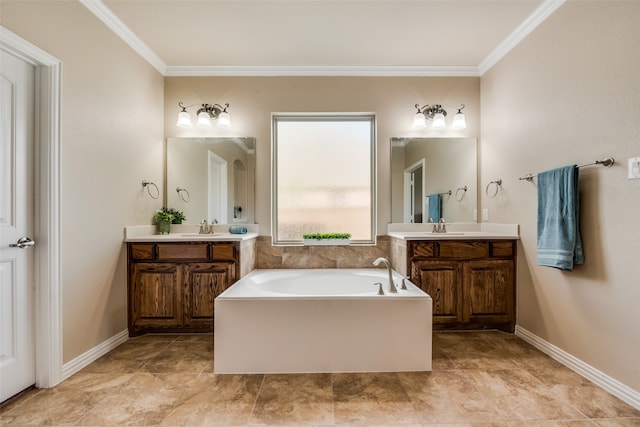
<box><xmin>412</xmin><ymin>112</ymin><xmax>427</xmax><ymax>129</ymax></box>
<box><xmin>176</xmin><ymin>111</ymin><xmax>193</xmax><ymax>128</ymax></box>
<box><xmin>217</xmin><ymin>111</ymin><xmax>232</xmax><ymax>128</ymax></box>
<box><xmin>451</xmin><ymin>111</ymin><xmax>467</xmax><ymax>130</ymax></box>
<box><xmin>196</xmin><ymin>111</ymin><xmax>213</xmax><ymax>128</ymax></box>
<box><xmin>431</xmin><ymin>112</ymin><xmax>446</xmax><ymax>129</ymax></box>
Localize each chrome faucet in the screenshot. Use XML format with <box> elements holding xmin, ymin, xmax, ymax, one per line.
<box><xmin>372</xmin><ymin>257</ymin><xmax>398</xmax><ymax>293</ymax></box>
<box><xmin>432</xmin><ymin>218</ymin><xmax>447</xmax><ymax>233</ymax></box>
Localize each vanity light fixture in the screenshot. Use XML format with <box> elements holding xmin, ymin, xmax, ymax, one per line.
<box><xmin>413</xmin><ymin>103</ymin><xmax>466</xmax><ymax>130</ymax></box>
<box><xmin>176</xmin><ymin>102</ymin><xmax>232</xmax><ymax>129</ymax></box>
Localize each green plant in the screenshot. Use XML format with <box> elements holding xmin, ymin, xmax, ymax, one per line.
<box><xmin>155</xmin><ymin>207</ymin><xmax>185</xmax><ymax>224</ymax></box>
<box><xmin>166</xmin><ymin>207</ymin><xmax>186</xmax><ymax>224</ymax></box>
<box><xmin>154</xmin><ymin>208</ymin><xmax>174</xmax><ymax>223</ymax></box>
<box><xmin>303</xmin><ymin>232</ymin><xmax>352</xmax><ymax>240</ymax></box>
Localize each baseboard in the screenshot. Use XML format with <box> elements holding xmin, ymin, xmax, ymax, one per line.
<box><xmin>515</xmin><ymin>325</ymin><xmax>640</xmax><ymax>410</ymax></box>
<box><xmin>61</xmin><ymin>329</ymin><xmax>129</xmax><ymax>380</ymax></box>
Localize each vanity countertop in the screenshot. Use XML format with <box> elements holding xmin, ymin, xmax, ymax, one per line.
<box><xmin>387</xmin><ymin>223</ymin><xmax>519</xmax><ymax>240</ymax></box>
<box><xmin>124</xmin><ymin>224</ymin><xmax>259</xmax><ymax>242</ymax></box>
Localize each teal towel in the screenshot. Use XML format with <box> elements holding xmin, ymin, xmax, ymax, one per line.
<box><xmin>427</xmin><ymin>194</ymin><xmax>441</xmax><ymax>222</ymax></box>
<box><xmin>536</xmin><ymin>165</ymin><xmax>584</xmax><ymax>271</ymax></box>
<box><xmin>229</xmin><ymin>225</ymin><xmax>248</xmax><ymax>234</ymax></box>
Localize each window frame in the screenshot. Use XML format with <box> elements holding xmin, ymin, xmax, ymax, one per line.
<box><xmin>271</xmin><ymin>113</ymin><xmax>377</xmax><ymax>245</ymax></box>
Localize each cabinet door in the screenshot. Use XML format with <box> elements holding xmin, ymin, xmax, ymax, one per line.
<box><xmin>182</xmin><ymin>262</ymin><xmax>235</xmax><ymax>328</ymax></box>
<box><xmin>129</xmin><ymin>263</ymin><xmax>182</xmax><ymax>331</ymax></box>
<box><xmin>463</xmin><ymin>259</ymin><xmax>514</xmax><ymax>328</ymax></box>
<box><xmin>411</xmin><ymin>260</ymin><xmax>463</xmax><ymax>325</ymax></box>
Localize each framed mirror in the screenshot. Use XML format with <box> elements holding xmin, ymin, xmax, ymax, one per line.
<box><xmin>166</xmin><ymin>137</ymin><xmax>256</xmax><ymax>224</ymax></box>
<box><xmin>391</xmin><ymin>137</ymin><xmax>477</xmax><ymax>223</ymax></box>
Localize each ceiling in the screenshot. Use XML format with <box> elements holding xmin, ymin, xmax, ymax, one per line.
<box><xmin>85</xmin><ymin>0</ymin><xmax>564</xmax><ymax>76</ymax></box>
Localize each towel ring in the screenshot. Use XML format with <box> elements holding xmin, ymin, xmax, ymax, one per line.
<box><xmin>141</xmin><ymin>180</ymin><xmax>159</xmax><ymax>199</ymax></box>
<box><xmin>176</xmin><ymin>187</ymin><xmax>190</xmax><ymax>202</ymax></box>
<box><xmin>455</xmin><ymin>186</ymin><xmax>467</xmax><ymax>202</ymax></box>
<box><xmin>485</xmin><ymin>179</ymin><xmax>502</xmax><ymax>199</ymax></box>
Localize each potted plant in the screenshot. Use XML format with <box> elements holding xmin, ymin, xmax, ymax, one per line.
<box><xmin>154</xmin><ymin>209</ymin><xmax>174</xmax><ymax>234</ymax></box>
<box><xmin>303</xmin><ymin>232</ymin><xmax>352</xmax><ymax>246</ymax></box>
<box><xmin>166</xmin><ymin>207</ymin><xmax>186</xmax><ymax>224</ymax></box>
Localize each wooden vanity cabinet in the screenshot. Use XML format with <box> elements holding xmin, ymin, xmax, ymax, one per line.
<box><xmin>127</xmin><ymin>242</ymin><xmax>239</xmax><ymax>336</ymax></box>
<box><xmin>408</xmin><ymin>240</ymin><xmax>516</xmax><ymax>332</ymax></box>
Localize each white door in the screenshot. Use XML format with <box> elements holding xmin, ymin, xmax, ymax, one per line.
<box><xmin>0</xmin><ymin>50</ymin><xmax>36</xmax><ymax>402</ymax></box>
<box><xmin>207</xmin><ymin>150</ymin><xmax>227</xmax><ymax>224</ymax></box>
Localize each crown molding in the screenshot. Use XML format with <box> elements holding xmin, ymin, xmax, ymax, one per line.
<box><xmin>479</xmin><ymin>0</ymin><xmax>566</xmax><ymax>75</ymax></box>
<box><xmin>165</xmin><ymin>65</ymin><xmax>480</xmax><ymax>77</ymax></box>
<box><xmin>79</xmin><ymin>0</ymin><xmax>166</xmax><ymax>75</ymax></box>
<box><xmin>81</xmin><ymin>0</ymin><xmax>563</xmax><ymax>78</ymax></box>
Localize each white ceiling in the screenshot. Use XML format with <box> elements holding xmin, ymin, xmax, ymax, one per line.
<box><xmin>84</xmin><ymin>0</ymin><xmax>564</xmax><ymax>76</ymax></box>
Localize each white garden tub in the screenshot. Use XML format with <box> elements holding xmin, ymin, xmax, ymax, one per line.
<box><xmin>214</xmin><ymin>268</ymin><xmax>432</xmax><ymax>374</ymax></box>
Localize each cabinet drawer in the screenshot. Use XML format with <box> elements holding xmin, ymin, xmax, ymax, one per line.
<box><xmin>490</xmin><ymin>241</ymin><xmax>515</xmax><ymax>258</ymax></box>
<box><xmin>130</xmin><ymin>244</ymin><xmax>155</xmax><ymax>261</ymax></box>
<box><xmin>157</xmin><ymin>243</ymin><xmax>209</xmax><ymax>260</ymax></box>
<box><xmin>438</xmin><ymin>241</ymin><xmax>489</xmax><ymax>259</ymax></box>
<box><xmin>212</xmin><ymin>243</ymin><xmax>235</xmax><ymax>260</ymax></box>
<box><xmin>410</xmin><ymin>242</ymin><xmax>437</xmax><ymax>258</ymax></box>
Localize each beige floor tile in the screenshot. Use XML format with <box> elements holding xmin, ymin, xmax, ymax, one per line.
<box><xmin>466</xmin><ymin>369</ymin><xmax>587</xmax><ymax>421</ymax></box>
<box><xmin>398</xmin><ymin>370</ymin><xmax>501</xmax><ymax>423</ymax></box>
<box><xmin>81</xmin><ymin>340</ymin><xmax>172</xmax><ymax>373</ymax></box>
<box><xmin>77</xmin><ymin>372</ymin><xmax>204</xmax><ymax>425</ymax></box>
<box><xmin>3</xmin><ymin>331</ymin><xmax>639</xmax><ymax>426</ymax></box>
<box><xmin>142</xmin><ymin>340</ymin><xmax>214</xmax><ymax>374</ymax></box>
<box><xmin>594</xmin><ymin>419</ymin><xmax>640</xmax><ymax>427</ymax></box>
<box><xmin>160</xmin><ymin>373</ymin><xmax>263</xmax><ymax>425</ymax></box>
<box><xmin>529</xmin><ymin>368</ymin><xmax>640</xmax><ymax>419</ymax></box>
<box><xmin>333</xmin><ymin>372</ymin><xmax>420</xmax><ymax>425</ymax></box>
<box><xmin>249</xmin><ymin>373</ymin><xmax>334</xmax><ymax>425</ymax></box>
<box><xmin>437</xmin><ymin>335</ymin><xmax>521</xmax><ymax>370</ymax></box>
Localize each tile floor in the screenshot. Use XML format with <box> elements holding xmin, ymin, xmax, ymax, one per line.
<box><xmin>1</xmin><ymin>331</ymin><xmax>639</xmax><ymax>426</ymax></box>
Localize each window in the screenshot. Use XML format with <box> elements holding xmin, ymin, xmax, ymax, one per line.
<box><xmin>272</xmin><ymin>114</ymin><xmax>376</xmax><ymax>244</ymax></box>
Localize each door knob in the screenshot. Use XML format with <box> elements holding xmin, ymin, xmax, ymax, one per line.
<box><xmin>9</xmin><ymin>237</ymin><xmax>36</xmax><ymax>249</ymax></box>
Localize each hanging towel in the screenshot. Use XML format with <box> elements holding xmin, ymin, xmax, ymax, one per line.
<box><xmin>536</xmin><ymin>165</ymin><xmax>584</xmax><ymax>271</ymax></box>
<box><xmin>427</xmin><ymin>193</ymin><xmax>441</xmax><ymax>222</ymax></box>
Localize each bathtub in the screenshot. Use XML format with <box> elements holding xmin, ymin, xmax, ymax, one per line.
<box><xmin>214</xmin><ymin>268</ymin><xmax>432</xmax><ymax>374</ymax></box>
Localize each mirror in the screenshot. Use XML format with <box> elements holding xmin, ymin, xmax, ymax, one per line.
<box><xmin>166</xmin><ymin>137</ymin><xmax>255</xmax><ymax>224</ymax></box>
<box><xmin>391</xmin><ymin>137</ymin><xmax>477</xmax><ymax>223</ymax></box>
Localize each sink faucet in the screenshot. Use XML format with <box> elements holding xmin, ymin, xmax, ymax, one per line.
<box><xmin>372</xmin><ymin>257</ymin><xmax>398</xmax><ymax>293</ymax></box>
<box><xmin>199</xmin><ymin>219</ymin><xmax>209</xmax><ymax>234</ymax></box>
<box><xmin>432</xmin><ymin>218</ymin><xmax>447</xmax><ymax>233</ymax></box>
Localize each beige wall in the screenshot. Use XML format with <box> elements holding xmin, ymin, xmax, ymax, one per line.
<box><xmin>1</xmin><ymin>1</ymin><xmax>165</xmax><ymax>362</ymax></box>
<box><xmin>481</xmin><ymin>1</ymin><xmax>640</xmax><ymax>391</ymax></box>
<box><xmin>164</xmin><ymin>77</ymin><xmax>481</xmax><ymax>235</ymax></box>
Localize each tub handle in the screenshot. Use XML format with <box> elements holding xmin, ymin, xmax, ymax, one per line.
<box><xmin>401</xmin><ymin>276</ymin><xmax>409</xmax><ymax>290</ymax></box>
<box><xmin>373</xmin><ymin>282</ymin><xmax>385</xmax><ymax>296</ymax></box>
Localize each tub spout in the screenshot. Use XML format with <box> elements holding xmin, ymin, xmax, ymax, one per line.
<box><xmin>372</xmin><ymin>257</ymin><xmax>398</xmax><ymax>293</ymax></box>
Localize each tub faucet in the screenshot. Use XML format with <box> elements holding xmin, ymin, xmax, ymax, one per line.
<box><xmin>372</xmin><ymin>257</ymin><xmax>398</xmax><ymax>293</ymax></box>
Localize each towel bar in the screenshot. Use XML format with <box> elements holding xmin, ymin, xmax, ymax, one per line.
<box><xmin>519</xmin><ymin>157</ymin><xmax>614</xmax><ymax>181</ymax></box>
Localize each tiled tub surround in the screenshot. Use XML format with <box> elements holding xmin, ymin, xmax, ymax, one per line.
<box><xmin>256</xmin><ymin>235</ymin><xmax>391</xmax><ymax>269</ymax></box>
<box><xmin>214</xmin><ymin>268</ymin><xmax>432</xmax><ymax>374</ymax></box>
<box><xmin>3</xmin><ymin>331</ymin><xmax>639</xmax><ymax>426</ymax></box>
